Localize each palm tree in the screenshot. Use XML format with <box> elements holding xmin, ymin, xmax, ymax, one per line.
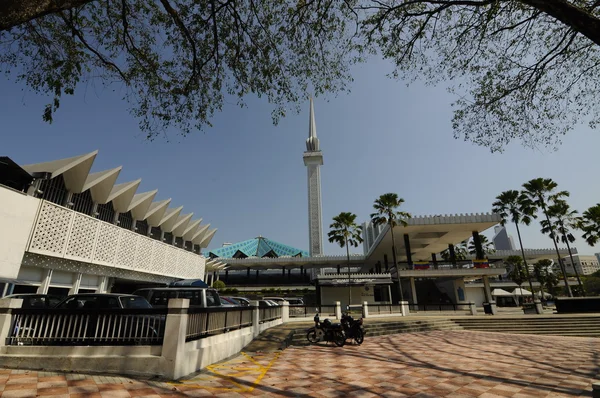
<box><xmin>468</xmin><ymin>235</ymin><xmax>495</xmax><ymax>256</ymax></box>
<box><xmin>441</xmin><ymin>240</ymin><xmax>468</xmax><ymax>266</ymax></box>
<box><xmin>541</xmin><ymin>199</ymin><xmax>584</xmax><ymax>295</ymax></box>
<box><xmin>533</xmin><ymin>259</ymin><xmax>553</xmax><ymax>301</ymax></box>
<box><xmin>370</xmin><ymin>193</ymin><xmax>411</xmax><ymax>302</ymax></box>
<box><xmin>579</xmin><ymin>203</ymin><xmax>600</xmax><ymax>247</ymax></box>
<box><xmin>506</xmin><ymin>255</ymin><xmax>527</xmax><ymax>306</ymax></box>
<box><xmin>328</xmin><ymin>212</ymin><xmax>363</xmax><ymax>307</ymax></box>
<box><xmin>522</xmin><ymin>178</ymin><xmax>573</xmax><ymax>297</ymax></box>
<box><xmin>492</xmin><ymin>190</ymin><xmax>537</xmax><ymax>303</ymax></box>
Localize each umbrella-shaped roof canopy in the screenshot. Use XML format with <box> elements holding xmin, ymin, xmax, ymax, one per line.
<box><xmin>491</xmin><ymin>288</ymin><xmax>513</xmax><ymax>297</ymax></box>
<box><xmin>512</xmin><ymin>288</ymin><xmax>533</xmax><ymax>296</ymax></box>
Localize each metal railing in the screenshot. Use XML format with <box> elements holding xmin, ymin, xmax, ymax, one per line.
<box><xmin>288</xmin><ymin>305</ymin><xmax>336</xmax><ymax>318</ymax></box>
<box><xmin>407</xmin><ymin>303</ymin><xmax>469</xmax><ymax>312</ymax></box>
<box><xmin>259</xmin><ymin>305</ymin><xmax>282</xmax><ymax>322</ymax></box>
<box><xmin>186</xmin><ymin>307</ymin><xmax>254</xmax><ymax>341</ymax></box>
<box><xmin>367</xmin><ymin>304</ymin><xmax>402</xmax><ymax>315</ymax></box>
<box><xmin>6</xmin><ymin>308</ymin><xmax>168</xmax><ymax>346</ymax></box>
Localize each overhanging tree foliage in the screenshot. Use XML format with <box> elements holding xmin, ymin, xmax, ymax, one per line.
<box><xmin>2</xmin><ymin>1</ymin><xmax>600</xmax><ymax>149</ymax></box>
<box><xmin>0</xmin><ymin>0</ymin><xmax>356</xmax><ymax>138</ymax></box>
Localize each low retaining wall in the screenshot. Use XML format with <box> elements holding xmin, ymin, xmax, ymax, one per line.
<box><xmin>0</xmin><ymin>346</ymin><xmax>166</xmax><ymax>377</ymax></box>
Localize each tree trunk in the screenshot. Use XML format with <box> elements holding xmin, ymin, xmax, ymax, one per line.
<box><xmin>520</xmin><ymin>0</ymin><xmax>600</xmax><ymax>47</ymax></box>
<box><xmin>390</xmin><ymin>222</ymin><xmax>404</xmax><ymax>302</ymax></box>
<box><xmin>346</xmin><ymin>237</ymin><xmax>352</xmax><ymax>308</ymax></box>
<box><xmin>542</xmin><ymin>204</ymin><xmax>573</xmax><ymax>297</ymax></box>
<box><xmin>563</xmin><ymin>235</ymin><xmax>584</xmax><ymax>295</ymax></box>
<box><xmin>515</xmin><ymin>222</ymin><xmax>537</xmax><ymax>304</ymax></box>
<box><xmin>0</xmin><ymin>0</ymin><xmax>95</xmax><ymax>32</ymax></box>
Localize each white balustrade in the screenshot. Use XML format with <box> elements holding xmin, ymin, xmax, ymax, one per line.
<box><xmin>27</xmin><ymin>201</ymin><xmax>205</xmax><ymax>279</ymax></box>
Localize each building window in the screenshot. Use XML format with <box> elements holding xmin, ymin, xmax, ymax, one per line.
<box><xmin>70</xmin><ymin>190</ymin><xmax>94</xmax><ymax>215</ymax></box>
<box><xmin>150</xmin><ymin>226</ymin><xmax>162</xmax><ymax>241</ymax></box>
<box><xmin>174</xmin><ymin>237</ymin><xmax>183</xmax><ymax>248</ymax></box>
<box><xmin>135</xmin><ymin>220</ymin><xmax>149</xmax><ymax>236</ymax></box>
<box><xmin>38</xmin><ymin>175</ymin><xmax>67</xmax><ymax>205</ymax></box>
<box><xmin>163</xmin><ymin>231</ymin><xmax>173</xmax><ymax>244</ymax></box>
<box><xmin>96</xmin><ymin>202</ymin><xmax>115</xmax><ymax>223</ymax></box>
<box><xmin>118</xmin><ymin>211</ymin><xmax>134</xmax><ymax>230</ymax></box>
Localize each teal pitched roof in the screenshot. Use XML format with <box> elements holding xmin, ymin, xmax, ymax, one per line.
<box><xmin>205</xmin><ymin>237</ymin><xmax>309</xmax><ymax>259</ymax></box>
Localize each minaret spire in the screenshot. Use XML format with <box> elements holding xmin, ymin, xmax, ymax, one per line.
<box><xmin>303</xmin><ymin>97</ymin><xmax>324</xmax><ymax>256</ymax></box>
<box><xmin>306</xmin><ymin>97</ymin><xmax>320</xmax><ymax>151</ymax></box>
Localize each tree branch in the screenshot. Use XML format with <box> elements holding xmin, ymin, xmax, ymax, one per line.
<box><xmin>0</xmin><ymin>0</ymin><xmax>95</xmax><ymax>32</ymax></box>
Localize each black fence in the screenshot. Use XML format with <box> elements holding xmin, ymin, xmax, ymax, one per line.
<box><xmin>288</xmin><ymin>305</ymin><xmax>336</xmax><ymax>318</ymax></box>
<box><xmin>6</xmin><ymin>308</ymin><xmax>168</xmax><ymax>346</ymax></box>
<box><xmin>186</xmin><ymin>307</ymin><xmax>254</xmax><ymax>341</ymax></box>
<box><xmin>367</xmin><ymin>304</ymin><xmax>402</xmax><ymax>315</ymax></box>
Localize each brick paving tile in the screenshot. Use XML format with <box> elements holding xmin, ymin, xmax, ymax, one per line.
<box><xmin>0</xmin><ymin>331</ymin><xmax>599</xmax><ymax>397</ymax></box>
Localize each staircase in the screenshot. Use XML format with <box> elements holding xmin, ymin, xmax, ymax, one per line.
<box><xmin>287</xmin><ymin>319</ymin><xmax>463</xmax><ymax>346</ymax></box>
<box><xmin>451</xmin><ymin>316</ymin><xmax>600</xmax><ymax>338</ymax></box>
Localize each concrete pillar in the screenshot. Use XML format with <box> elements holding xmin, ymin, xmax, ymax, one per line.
<box><xmin>448</xmin><ymin>244</ymin><xmax>457</xmax><ymax>268</ymax></box>
<box><xmin>534</xmin><ymin>300</ymin><xmax>543</xmax><ymax>315</ymax></box>
<box><xmin>403</xmin><ymin>234</ymin><xmax>413</xmax><ymax>269</ymax></box>
<box><xmin>335</xmin><ymin>301</ymin><xmax>342</xmax><ymax>320</ymax></box>
<box><xmin>98</xmin><ymin>276</ymin><xmax>110</xmax><ymax>293</ymax></box>
<box><xmin>251</xmin><ymin>302</ymin><xmax>260</xmax><ymax>337</ymax></box>
<box><xmin>362</xmin><ymin>302</ymin><xmax>369</xmax><ymax>319</ymax></box>
<box><xmin>63</xmin><ymin>191</ymin><xmax>74</xmax><ymax>207</ymax></box>
<box><xmin>387</xmin><ymin>285</ymin><xmax>392</xmax><ymax>304</ymax></box>
<box><xmin>282</xmin><ymin>302</ymin><xmax>289</xmax><ymax>323</ymax></box>
<box><xmin>216</xmin><ymin>271</ymin><xmax>220</xmax><ymax>281</ymax></box>
<box><xmin>483</xmin><ymin>276</ymin><xmax>493</xmax><ymax>302</ymax></box>
<box><xmin>472</xmin><ymin>231</ymin><xmax>484</xmax><ymax>260</ymax></box>
<box><xmin>0</xmin><ymin>299</ymin><xmax>23</xmax><ymax>347</ymax></box>
<box><xmin>410</xmin><ymin>277</ymin><xmax>418</xmax><ymax>304</ymax></box>
<box><xmin>113</xmin><ymin>212</ymin><xmax>120</xmax><ymax>225</ymax></box>
<box><xmin>162</xmin><ymin>298</ymin><xmax>190</xmax><ymax>380</ymax></box>
<box><xmin>91</xmin><ymin>202</ymin><xmax>99</xmax><ymax>217</ymax></box>
<box><xmin>399</xmin><ymin>300</ymin><xmax>409</xmax><ymax>316</ymax></box>
<box><xmin>131</xmin><ymin>219</ymin><xmax>138</xmax><ymax>232</ymax></box>
<box><xmin>37</xmin><ymin>269</ymin><xmax>53</xmax><ymax>294</ymax></box>
<box><xmin>469</xmin><ymin>302</ymin><xmax>477</xmax><ymax>316</ymax></box>
<box><xmin>69</xmin><ymin>273</ymin><xmax>83</xmax><ymax>295</ymax></box>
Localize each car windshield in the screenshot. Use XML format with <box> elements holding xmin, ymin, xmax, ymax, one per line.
<box><xmin>120</xmin><ymin>296</ymin><xmax>152</xmax><ymax>309</ymax></box>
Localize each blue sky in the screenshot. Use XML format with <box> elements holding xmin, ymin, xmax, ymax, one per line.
<box><xmin>1</xmin><ymin>57</ymin><xmax>599</xmax><ymax>256</ymax></box>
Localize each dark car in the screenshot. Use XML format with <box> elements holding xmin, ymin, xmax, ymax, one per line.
<box><xmin>132</xmin><ymin>287</ymin><xmax>222</xmax><ymax>308</ymax></box>
<box><xmin>55</xmin><ymin>293</ymin><xmax>152</xmax><ymax>309</ymax></box>
<box><xmin>2</xmin><ymin>294</ymin><xmax>63</xmax><ymax>309</ymax></box>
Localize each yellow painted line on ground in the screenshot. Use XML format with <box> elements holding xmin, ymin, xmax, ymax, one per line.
<box><xmin>168</xmin><ymin>351</ymin><xmax>282</xmax><ymax>393</ymax></box>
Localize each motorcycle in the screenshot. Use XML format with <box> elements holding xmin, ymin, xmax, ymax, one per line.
<box><xmin>306</xmin><ymin>311</ymin><xmax>346</xmax><ymax>347</ymax></box>
<box><xmin>340</xmin><ymin>313</ymin><xmax>365</xmax><ymax>345</ymax></box>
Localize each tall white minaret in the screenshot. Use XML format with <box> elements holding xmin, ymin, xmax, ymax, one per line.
<box><xmin>303</xmin><ymin>98</ymin><xmax>324</xmax><ymax>256</ymax></box>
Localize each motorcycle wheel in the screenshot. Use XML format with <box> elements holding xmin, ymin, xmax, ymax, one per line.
<box><xmin>306</xmin><ymin>330</ymin><xmax>319</xmax><ymax>344</ymax></box>
<box><xmin>353</xmin><ymin>329</ymin><xmax>364</xmax><ymax>345</ymax></box>
<box><xmin>334</xmin><ymin>331</ymin><xmax>345</xmax><ymax>347</ymax></box>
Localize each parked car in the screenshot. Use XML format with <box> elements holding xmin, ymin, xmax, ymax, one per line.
<box><xmin>221</xmin><ymin>297</ymin><xmax>243</xmax><ymax>306</ymax></box>
<box><xmin>54</xmin><ymin>293</ymin><xmax>152</xmax><ymax>309</ymax></box>
<box><xmin>220</xmin><ymin>297</ymin><xmax>239</xmax><ymax>307</ymax></box>
<box><xmin>287</xmin><ymin>298</ymin><xmax>304</xmax><ymax>305</ymax></box>
<box><xmin>263</xmin><ymin>297</ymin><xmax>286</xmax><ymax>304</ymax></box>
<box><xmin>132</xmin><ymin>287</ymin><xmax>222</xmax><ymax>308</ymax></box>
<box><xmin>1</xmin><ymin>294</ymin><xmax>63</xmax><ymax>309</ymax></box>
<box><xmin>229</xmin><ymin>297</ymin><xmax>251</xmax><ymax>306</ymax></box>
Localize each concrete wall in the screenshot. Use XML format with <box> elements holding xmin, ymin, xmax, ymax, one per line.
<box><xmin>0</xmin><ymin>346</ymin><xmax>166</xmax><ymax>377</ymax></box>
<box><xmin>321</xmin><ymin>286</ymin><xmax>385</xmax><ymax>308</ymax></box>
<box><xmin>0</xmin><ymin>187</ymin><xmax>40</xmax><ymax>279</ymax></box>
<box><xmin>465</xmin><ymin>286</ymin><xmax>486</xmax><ymax>306</ymax></box>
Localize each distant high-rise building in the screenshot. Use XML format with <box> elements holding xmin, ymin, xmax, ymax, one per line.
<box><xmin>492</xmin><ymin>225</ymin><xmax>514</xmax><ymax>251</ymax></box>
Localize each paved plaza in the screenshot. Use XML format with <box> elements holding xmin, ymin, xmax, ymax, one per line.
<box><xmin>0</xmin><ymin>330</ymin><xmax>598</xmax><ymax>397</ymax></box>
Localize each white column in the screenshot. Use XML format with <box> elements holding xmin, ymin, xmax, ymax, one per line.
<box><xmin>91</xmin><ymin>202</ymin><xmax>99</xmax><ymax>217</ymax></box>
<box><xmin>113</xmin><ymin>212</ymin><xmax>120</xmax><ymax>225</ymax></box>
<box><xmin>131</xmin><ymin>219</ymin><xmax>138</xmax><ymax>232</ymax></box>
<box><xmin>216</xmin><ymin>271</ymin><xmax>220</xmax><ymax>281</ymax></box>
<box><xmin>97</xmin><ymin>276</ymin><xmax>109</xmax><ymax>293</ymax></box>
<box><xmin>362</xmin><ymin>301</ymin><xmax>369</xmax><ymax>319</ymax></box>
<box><xmin>69</xmin><ymin>273</ymin><xmax>83</xmax><ymax>295</ymax></box>
<box><xmin>37</xmin><ymin>269</ymin><xmax>53</xmax><ymax>294</ymax></box>
<box><xmin>281</xmin><ymin>302</ymin><xmax>289</xmax><ymax>323</ymax></box>
<box><xmin>410</xmin><ymin>277</ymin><xmax>418</xmax><ymax>304</ymax></box>
<box><xmin>251</xmin><ymin>301</ymin><xmax>261</xmax><ymax>337</ymax></box>
<box><xmin>162</xmin><ymin>298</ymin><xmax>190</xmax><ymax>379</ymax></box>
<box><xmin>335</xmin><ymin>301</ymin><xmax>342</xmax><ymax>320</ymax></box>
<box><xmin>0</xmin><ymin>299</ymin><xmax>23</xmax><ymax>346</ymax></box>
